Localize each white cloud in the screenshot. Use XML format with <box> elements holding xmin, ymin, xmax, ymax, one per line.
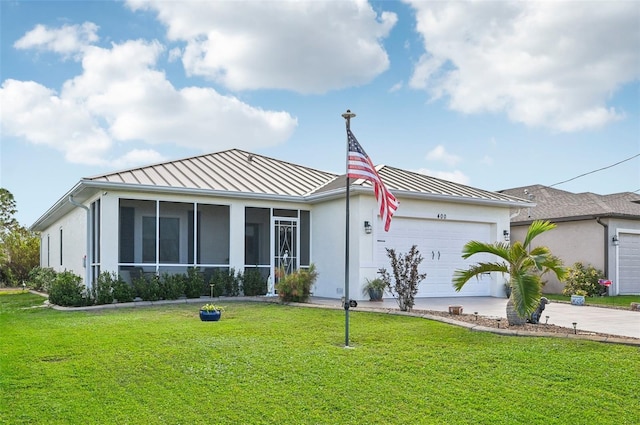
<box><xmin>480</xmin><ymin>155</ymin><xmax>493</xmax><ymax>166</ymax></box>
<box><xmin>1</xmin><ymin>35</ymin><xmax>297</xmax><ymax>167</ymax></box>
<box><xmin>405</xmin><ymin>1</ymin><xmax>639</xmax><ymax>132</ymax></box>
<box><xmin>127</xmin><ymin>0</ymin><xmax>397</xmax><ymax>93</ymax></box>
<box><xmin>389</xmin><ymin>81</ymin><xmax>403</xmax><ymax>93</ymax></box>
<box><xmin>113</xmin><ymin>149</ymin><xmax>167</xmax><ymax>168</ymax></box>
<box><xmin>14</xmin><ymin>22</ymin><xmax>99</xmax><ymax>58</ymax></box>
<box><xmin>0</xmin><ymin>79</ymin><xmax>113</xmax><ymax>166</ymax></box>
<box><xmin>425</xmin><ymin>145</ymin><xmax>461</xmax><ymax>166</ymax></box>
<box><xmin>414</xmin><ymin>168</ymin><xmax>470</xmax><ymax>185</ymax></box>
<box><xmin>167</xmin><ymin>47</ymin><xmax>182</xmax><ymax>63</ymax></box>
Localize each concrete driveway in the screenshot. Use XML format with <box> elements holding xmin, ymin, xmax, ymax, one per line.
<box><xmin>313</xmin><ymin>297</ymin><xmax>640</xmax><ymax>339</ymax></box>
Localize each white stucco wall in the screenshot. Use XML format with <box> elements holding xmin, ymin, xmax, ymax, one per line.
<box><xmin>310</xmin><ymin>197</ymin><xmax>349</xmax><ymax>298</ymax></box>
<box><xmin>41</xmin><ymin>186</ymin><xmax>517</xmax><ymax>300</ymax></box>
<box><xmin>39</xmin><ymin>204</ymin><xmax>88</xmax><ymax>279</ymax></box>
<box><xmin>310</xmin><ymin>192</ymin><xmax>514</xmax><ymax>301</ymax></box>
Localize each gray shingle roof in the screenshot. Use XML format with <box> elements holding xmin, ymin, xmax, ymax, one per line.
<box><xmin>499</xmin><ymin>184</ymin><xmax>640</xmax><ymax>223</ymax></box>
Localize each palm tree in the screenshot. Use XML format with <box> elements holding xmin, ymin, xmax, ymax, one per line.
<box><xmin>453</xmin><ymin>220</ymin><xmax>566</xmax><ymax>325</ymax></box>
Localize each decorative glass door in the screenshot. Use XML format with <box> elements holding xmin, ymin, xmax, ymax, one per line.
<box><xmin>273</xmin><ymin>218</ymin><xmax>298</xmax><ymax>283</ymax></box>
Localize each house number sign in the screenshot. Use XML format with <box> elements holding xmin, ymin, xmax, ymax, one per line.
<box><xmin>437</xmin><ymin>213</ymin><xmax>447</xmax><ymax>219</ymax></box>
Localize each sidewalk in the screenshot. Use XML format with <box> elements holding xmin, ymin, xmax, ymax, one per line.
<box><xmin>310</xmin><ymin>296</ymin><xmax>640</xmax><ymax>340</ymax></box>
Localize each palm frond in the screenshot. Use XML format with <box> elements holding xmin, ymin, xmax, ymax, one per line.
<box><xmin>453</xmin><ymin>262</ymin><xmax>508</xmax><ymax>291</ymax></box>
<box><xmin>510</xmin><ymin>272</ymin><xmax>542</xmax><ymax>317</ymax></box>
<box><xmin>461</xmin><ymin>240</ymin><xmax>511</xmax><ymax>261</ymax></box>
<box><xmin>522</xmin><ymin>220</ymin><xmax>556</xmax><ymax>248</ymax></box>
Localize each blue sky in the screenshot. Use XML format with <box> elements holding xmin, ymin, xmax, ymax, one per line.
<box><xmin>1</xmin><ymin>0</ymin><xmax>639</xmax><ymax>227</ymax></box>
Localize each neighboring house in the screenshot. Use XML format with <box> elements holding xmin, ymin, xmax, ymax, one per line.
<box><xmin>31</xmin><ymin>149</ymin><xmax>531</xmax><ymax>300</ymax></box>
<box><xmin>499</xmin><ymin>185</ymin><xmax>640</xmax><ymax>295</ymax></box>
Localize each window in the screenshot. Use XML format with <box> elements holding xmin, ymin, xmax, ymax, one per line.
<box><xmin>300</xmin><ymin>210</ymin><xmax>310</xmax><ymax>266</ymax></box>
<box><xmin>59</xmin><ymin>228</ymin><xmax>63</xmax><ymax>266</ymax></box>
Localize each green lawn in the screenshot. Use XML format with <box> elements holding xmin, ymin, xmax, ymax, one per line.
<box><xmin>1</xmin><ymin>293</ymin><xmax>638</xmax><ymax>425</ymax></box>
<box><xmin>544</xmin><ymin>293</ymin><xmax>640</xmax><ymax>307</ymax></box>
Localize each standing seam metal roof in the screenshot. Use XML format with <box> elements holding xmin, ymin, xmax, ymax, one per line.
<box><xmin>312</xmin><ymin>165</ymin><xmax>529</xmax><ymax>204</ymax></box>
<box><xmin>87</xmin><ymin>149</ymin><xmax>338</xmax><ymax>197</ymax></box>
<box><xmin>87</xmin><ymin>150</ymin><xmax>531</xmax><ymax>204</ymax></box>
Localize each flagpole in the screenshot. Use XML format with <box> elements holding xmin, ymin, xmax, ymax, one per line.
<box><xmin>342</xmin><ymin>109</ymin><xmax>355</xmax><ymax>348</ymax></box>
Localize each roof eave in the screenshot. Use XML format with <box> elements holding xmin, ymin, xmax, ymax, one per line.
<box><xmin>511</xmin><ymin>212</ymin><xmax>640</xmax><ymax>226</ymax></box>
<box><xmin>307</xmin><ymin>186</ymin><xmax>535</xmax><ymax>208</ymax></box>
<box><xmin>31</xmin><ymin>180</ymin><xmax>309</xmax><ymax>231</ymax></box>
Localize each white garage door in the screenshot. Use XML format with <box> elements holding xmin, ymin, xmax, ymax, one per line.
<box><xmin>619</xmin><ymin>232</ymin><xmax>640</xmax><ymax>294</ymax></box>
<box><xmin>375</xmin><ymin>218</ymin><xmax>494</xmax><ymax>297</ymax></box>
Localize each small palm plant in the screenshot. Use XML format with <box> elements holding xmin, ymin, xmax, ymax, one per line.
<box><xmin>453</xmin><ymin>220</ymin><xmax>566</xmax><ymax>325</ymax></box>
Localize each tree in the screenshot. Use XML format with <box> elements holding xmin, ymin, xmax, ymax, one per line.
<box><xmin>0</xmin><ymin>188</ymin><xmax>19</xmax><ymax>234</ymax></box>
<box><xmin>0</xmin><ymin>188</ymin><xmax>40</xmax><ymax>286</ymax></box>
<box><xmin>453</xmin><ymin>220</ymin><xmax>566</xmax><ymax>325</ymax></box>
<box><xmin>378</xmin><ymin>245</ymin><xmax>427</xmax><ymax>311</ymax></box>
<box><xmin>2</xmin><ymin>225</ymin><xmax>40</xmax><ymax>286</ymax></box>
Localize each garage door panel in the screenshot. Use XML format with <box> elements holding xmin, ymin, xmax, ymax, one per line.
<box><xmin>376</xmin><ymin>218</ymin><xmax>493</xmax><ymax>297</ymax></box>
<box><xmin>619</xmin><ymin>233</ymin><xmax>640</xmax><ymax>294</ymax></box>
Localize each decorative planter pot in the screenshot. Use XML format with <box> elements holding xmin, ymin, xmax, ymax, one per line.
<box><xmin>570</xmin><ymin>295</ymin><xmax>585</xmax><ymax>306</ymax></box>
<box><xmin>368</xmin><ymin>288</ymin><xmax>383</xmax><ymax>301</ymax></box>
<box><xmin>199</xmin><ymin>310</ymin><xmax>222</xmax><ymax>321</ymax></box>
<box><xmin>448</xmin><ymin>305</ymin><xmax>463</xmax><ymax>315</ymax></box>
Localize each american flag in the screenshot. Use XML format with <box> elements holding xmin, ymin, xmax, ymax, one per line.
<box><xmin>347</xmin><ymin>129</ymin><xmax>398</xmax><ymax>232</ymax></box>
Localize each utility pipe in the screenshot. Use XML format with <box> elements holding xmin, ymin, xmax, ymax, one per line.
<box><xmin>595</xmin><ymin>217</ymin><xmax>609</xmax><ymax>286</ymax></box>
<box><xmin>69</xmin><ymin>196</ymin><xmax>92</xmax><ymax>290</ymax></box>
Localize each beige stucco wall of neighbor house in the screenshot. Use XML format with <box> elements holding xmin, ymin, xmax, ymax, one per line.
<box><xmin>511</xmin><ymin>220</ymin><xmax>604</xmax><ymax>294</ymax></box>
<box><xmin>39</xmin><ymin>204</ymin><xmax>88</xmax><ymax>279</ymax></box>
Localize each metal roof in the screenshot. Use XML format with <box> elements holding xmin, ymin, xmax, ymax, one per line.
<box><xmin>313</xmin><ymin>165</ymin><xmax>531</xmax><ymax>206</ymax></box>
<box><xmin>499</xmin><ymin>184</ymin><xmax>640</xmax><ymax>223</ymax></box>
<box><xmin>87</xmin><ymin>149</ymin><xmax>338</xmax><ymax>197</ymax></box>
<box><xmin>32</xmin><ymin>150</ymin><xmax>533</xmax><ymax>231</ymax></box>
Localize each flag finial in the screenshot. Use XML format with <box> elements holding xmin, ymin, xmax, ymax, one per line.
<box><xmin>342</xmin><ymin>109</ymin><xmax>356</xmax><ymax>120</ymax></box>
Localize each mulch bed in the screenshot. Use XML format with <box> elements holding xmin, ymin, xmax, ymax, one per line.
<box><xmin>412</xmin><ymin>309</ymin><xmax>639</xmax><ymax>341</ymax></box>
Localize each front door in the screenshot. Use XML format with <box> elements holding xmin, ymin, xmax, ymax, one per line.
<box><xmin>273</xmin><ymin>218</ymin><xmax>298</xmax><ymax>284</ymax></box>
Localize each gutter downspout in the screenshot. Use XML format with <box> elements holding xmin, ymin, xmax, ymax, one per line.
<box><xmin>69</xmin><ymin>196</ymin><xmax>92</xmax><ymax>290</ymax></box>
<box><xmin>595</xmin><ymin>217</ymin><xmax>609</xmax><ymax>279</ymax></box>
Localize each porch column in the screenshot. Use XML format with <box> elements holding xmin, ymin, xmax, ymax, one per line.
<box><xmin>228</xmin><ymin>203</ymin><xmax>245</xmax><ymax>272</ymax></box>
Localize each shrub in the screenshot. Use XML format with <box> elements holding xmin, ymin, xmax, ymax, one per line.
<box><xmin>241</xmin><ymin>268</ymin><xmax>267</xmax><ymax>296</ymax></box>
<box><xmin>159</xmin><ymin>273</ymin><xmax>186</xmax><ymax>300</ymax></box>
<box><xmin>112</xmin><ymin>276</ymin><xmax>135</xmax><ymax>303</ymax></box>
<box><xmin>133</xmin><ymin>274</ymin><xmax>161</xmax><ymax>301</ymax></box>
<box><xmin>48</xmin><ymin>270</ymin><xmax>88</xmax><ymax>307</ymax></box>
<box><xmin>92</xmin><ymin>272</ymin><xmax>115</xmax><ymax>305</ymax></box>
<box><xmin>378</xmin><ymin>245</ymin><xmax>426</xmax><ymax>311</ymax></box>
<box><xmin>562</xmin><ymin>262</ymin><xmax>606</xmax><ymax>297</ymax></box>
<box><xmin>185</xmin><ymin>267</ymin><xmax>205</xmax><ymax>298</ymax></box>
<box><xmin>27</xmin><ymin>266</ymin><xmax>57</xmax><ymax>292</ymax></box>
<box><xmin>210</xmin><ymin>268</ymin><xmax>241</xmax><ymax>297</ymax></box>
<box><xmin>276</xmin><ymin>264</ymin><xmax>317</xmax><ymax>303</ymax></box>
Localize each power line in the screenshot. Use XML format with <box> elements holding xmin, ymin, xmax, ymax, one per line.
<box><xmin>549</xmin><ymin>153</ymin><xmax>640</xmax><ymax>188</ymax></box>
